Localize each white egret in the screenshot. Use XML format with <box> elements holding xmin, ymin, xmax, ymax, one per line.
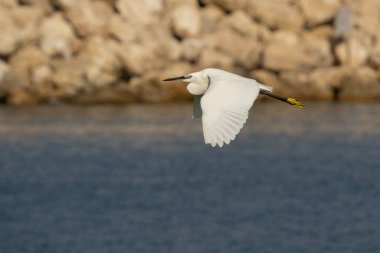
<box><xmin>164</xmin><ymin>68</ymin><xmax>304</xmax><ymax>147</ymax></box>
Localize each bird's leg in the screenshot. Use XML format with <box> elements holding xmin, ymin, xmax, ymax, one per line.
<box><xmin>259</xmin><ymin>90</ymin><xmax>305</xmax><ymax>108</ymax></box>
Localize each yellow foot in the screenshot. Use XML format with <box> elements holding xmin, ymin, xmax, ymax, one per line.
<box><xmin>287</xmin><ymin>98</ymin><xmax>305</xmax><ymax>108</ymax></box>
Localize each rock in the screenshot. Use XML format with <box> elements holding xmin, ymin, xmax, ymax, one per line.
<box><xmin>300</xmin><ymin>0</ymin><xmax>341</xmax><ymax>26</ymax></box>
<box><xmin>339</xmin><ymin>66</ymin><xmax>380</xmax><ymax>100</ymax></box>
<box><xmin>350</xmin><ymin>0</ymin><xmax>380</xmax><ymax>37</ymax></box>
<box><xmin>217</xmin><ymin>10</ymin><xmax>272</xmax><ymax>42</ymax></box>
<box><xmin>9</xmin><ymin>45</ymin><xmax>47</xmax><ymax>86</ymax></box>
<box><xmin>200</xmin><ymin>4</ymin><xmax>225</xmax><ymax>34</ymax></box>
<box><xmin>304</xmin><ymin>26</ymin><xmax>334</xmax><ymax>39</ymax></box>
<box><xmin>211</xmin><ymin>29</ymin><xmax>262</xmax><ymax>68</ymax></box>
<box><xmin>199</xmin><ymin>0</ymin><xmax>247</xmax><ymax>12</ymax></box>
<box><xmin>39</xmin><ymin>13</ymin><xmax>77</xmax><ymax>58</ymax></box>
<box><xmin>108</xmin><ymin>16</ymin><xmax>137</xmax><ymax>43</ymax></box>
<box><xmin>79</xmin><ymin>36</ymin><xmax>122</xmax><ymax>87</ymax></box>
<box><xmin>181</xmin><ymin>38</ymin><xmax>205</xmax><ymax>62</ymax></box>
<box><xmin>65</xmin><ymin>0</ymin><xmax>114</xmax><ymax>37</ymax></box>
<box><xmin>70</xmin><ymin>83</ymin><xmax>140</xmax><ymax>104</ymax></box>
<box><xmin>31</xmin><ymin>65</ymin><xmax>52</xmax><ymax>88</ymax></box>
<box><xmin>119</xmin><ymin>25</ymin><xmax>181</xmax><ymax>75</ymax></box>
<box><xmin>369</xmin><ymin>37</ymin><xmax>380</xmax><ymax>69</ymax></box>
<box><xmin>218</xmin><ymin>11</ymin><xmax>255</xmax><ymax>36</ymax></box>
<box><xmin>335</xmin><ymin>39</ymin><xmax>368</xmax><ymax>66</ymax></box>
<box><xmin>129</xmin><ymin>63</ymin><xmax>194</xmax><ymax>103</ymax></box>
<box><xmin>0</xmin><ymin>59</ymin><xmax>9</xmax><ymax>81</ymax></box>
<box><xmin>164</xmin><ymin>0</ymin><xmax>196</xmax><ymax>9</ymax></box>
<box><xmin>0</xmin><ymin>27</ymin><xmax>20</xmax><ymax>56</ymax></box>
<box><xmin>17</xmin><ymin>0</ymin><xmax>52</xmax><ymax>14</ymax></box>
<box><xmin>250</xmin><ymin>69</ymin><xmax>284</xmax><ymax>90</ymax></box>
<box><xmin>1</xmin><ymin>0</ymin><xmax>380</xmax><ymax>104</ymax></box>
<box><xmin>280</xmin><ymin>67</ymin><xmax>346</xmax><ymax>99</ymax></box>
<box><xmin>263</xmin><ymin>31</ymin><xmax>332</xmax><ymax>71</ymax></box>
<box><xmin>0</xmin><ymin>9</ymin><xmax>21</xmax><ymax>56</ymax></box>
<box><xmin>0</xmin><ymin>0</ymin><xmax>17</xmax><ymax>7</ymax></box>
<box><xmin>11</xmin><ymin>5</ymin><xmax>44</xmax><ymax>42</ymax></box>
<box><xmin>11</xmin><ymin>5</ymin><xmax>44</xmax><ymax>28</ymax></box>
<box><xmin>116</xmin><ymin>0</ymin><xmax>164</xmax><ymax>25</ymax></box>
<box><xmin>7</xmin><ymin>89</ymin><xmax>38</xmax><ymax>106</ymax></box>
<box><xmin>198</xmin><ymin>48</ymin><xmax>234</xmax><ymax>70</ymax></box>
<box><xmin>0</xmin><ymin>60</ymin><xmax>11</xmax><ymax>96</ymax></box>
<box><xmin>246</xmin><ymin>0</ymin><xmax>304</xmax><ymax>31</ymax></box>
<box><xmin>51</xmin><ymin>58</ymin><xmax>88</xmax><ymax>96</ymax></box>
<box><xmin>171</xmin><ymin>3</ymin><xmax>202</xmax><ymax>39</ymax></box>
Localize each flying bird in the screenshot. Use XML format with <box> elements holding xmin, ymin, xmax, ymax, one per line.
<box><xmin>164</xmin><ymin>68</ymin><xmax>304</xmax><ymax>147</ymax></box>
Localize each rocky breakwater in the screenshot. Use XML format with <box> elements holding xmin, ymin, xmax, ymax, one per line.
<box><xmin>0</xmin><ymin>0</ymin><xmax>380</xmax><ymax>105</ymax></box>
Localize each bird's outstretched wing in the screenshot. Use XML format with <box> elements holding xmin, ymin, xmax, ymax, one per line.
<box><xmin>201</xmin><ymin>77</ymin><xmax>260</xmax><ymax>147</ymax></box>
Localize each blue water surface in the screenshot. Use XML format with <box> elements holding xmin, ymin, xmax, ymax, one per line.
<box><xmin>0</xmin><ymin>103</ymin><xmax>379</xmax><ymax>253</ymax></box>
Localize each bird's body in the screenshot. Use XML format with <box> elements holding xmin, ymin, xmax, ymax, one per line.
<box><xmin>164</xmin><ymin>68</ymin><xmax>304</xmax><ymax>147</ymax></box>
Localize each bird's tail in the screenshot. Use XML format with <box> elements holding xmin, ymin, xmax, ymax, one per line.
<box><xmin>259</xmin><ymin>84</ymin><xmax>273</xmax><ymax>92</ymax></box>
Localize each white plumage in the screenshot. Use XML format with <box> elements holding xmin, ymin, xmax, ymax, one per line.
<box><xmin>163</xmin><ymin>68</ymin><xmax>299</xmax><ymax>148</ymax></box>
<box><xmin>201</xmin><ymin>71</ymin><xmax>265</xmax><ymax>147</ymax></box>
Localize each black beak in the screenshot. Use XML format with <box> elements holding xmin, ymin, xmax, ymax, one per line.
<box><xmin>163</xmin><ymin>75</ymin><xmax>190</xmax><ymax>81</ymax></box>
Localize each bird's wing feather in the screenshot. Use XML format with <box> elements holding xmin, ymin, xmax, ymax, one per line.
<box><xmin>193</xmin><ymin>95</ymin><xmax>203</xmax><ymax>119</ymax></box>
<box><xmin>201</xmin><ymin>77</ymin><xmax>260</xmax><ymax>147</ymax></box>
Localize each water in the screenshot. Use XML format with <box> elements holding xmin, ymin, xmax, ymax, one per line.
<box><xmin>0</xmin><ymin>103</ymin><xmax>379</xmax><ymax>253</ymax></box>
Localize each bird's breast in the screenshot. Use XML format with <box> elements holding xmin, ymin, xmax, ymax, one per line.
<box><xmin>187</xmin><ymin>82</ymin><xmax>208</xmax><ymax>95</ymax></box>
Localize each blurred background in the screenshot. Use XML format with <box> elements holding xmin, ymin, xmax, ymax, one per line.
<box><xmin>0</xmin><ymin>0</ymin><xmax>380</xmax><ymax>105</ymax></box>
<box><xmin>1</xmin><ymin>1</ymin><xmax>380</xmax><ymax>253</ymax></box>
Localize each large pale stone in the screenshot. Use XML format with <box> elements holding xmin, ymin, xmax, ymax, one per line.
<box><xmin>51</xmin><ymin>58</ymin><xmax>89</xmax><ymax>96</ymax></box>
<box><xmin>79</xmin><ymin>36</ymin><xmax>122</xmax><ymax>87</ymax></box>
<box><xmin>199</xmin><ymin>0</ymin><xmax>247</xmax><ymax>12</ymax></box>
<box><xmin>127</xmin><ymin>66</ymin><xmax>194</xmax><ymax>103</ymax></box>
<box><xmin>339</xmin><ymin>66</ymin><xmax>380</xmax><ymax>100</ymax></box>
<box><xmin>280</xmin><ymin>67</ymin><xmax>346</xmax><ymax>99</ymax></box>
<box><xmin>119</xmin><ymin>25</ymin><xmax>181</xmax><ymax>75</ymax></box>
<box><xmin>247</xmin><ymin>0</ymin><xmax>304</xmax><ymax>31</ymax></box>
<box><xmin>108</xmin><ymin>16</ymin><xmax>137</xmax><ymax>43</ymax></box>
<box><xmin>181</xmin><ymin>38</ymin><xmax>205</xmax><ymax>62</ymax></box>
<box><xmin>300</xmin><ymin>0</ymin><xmax>341</xmax><ymax>26</ymax></box>
<box><xmin>0</xmin><ymin>9</ymin><xmax>20</xmax><ymax>56</ymax></box>
<box><xmin>211</xmin><ymin>29</ymin><xmax>262</xmax><ymax>68</ymax></box>
<box><xmin>263</xmin><ymin>31</ymin><xmax>332</xmax><ymax>71</ymax></box>
<box><xmin>200</xmin><ymin>4</ymin><xmax>225</xmax><ymax>34</ymax></box>
<box><xmin>164</xmin><ymin>0</ymin><xmax>196</xmax><ymax>10</ymax></box>
<box><xmin>39</xmin><ymin>13</ymin><xmax>77</xmax><ymax>58</ymax></box>
<box><xmin>0</xmin><ymin>27</ymin><xmax>20</xmax><ymax>56</ymax></box>
<box><xmin>116</xmin><ymin>0</ymin><xmax>164</xmax><ymax>25</ymax></box>
<box><xmin>9</xmin><ymin>45</ymin><xmax>47</xmax><ymax>86</ymax></box>
<box><xmin>17</xmin><ymin>0</ymin><xmax>52</xmax><ymax>14</ymax></box>
<box><xmin>335</xmin><ymin>39</ymin><xmax>368</xmax><ymax>66</ymax></box>
<box><xmin>11</xmin><ymin>5</ymin><xmax>45</xmax><ymax>42</ymax></box>
<box><xmin>0</xmin><ymin>0</ymin><xmax>17</xmax><ymax>7</ymax></box>
<box><xmin>65</xmin><ymin>0</ymin><xmax>114</xmax><ymax>37</ymax></box>
<box><xmin>218</xmin><ymin>10</ymin><xmax>272</xmax><ymax>42</ymax></box>
<box><xmin>171</xmin><ymin>3</ymin><xmax>202</xmax><ymax>39</ymax></box>
<box><xmin>31</xmin><ymin>65</ymin><xmax>52</xmax><ymax>88</ymax></box>
<box><xmin>7</xmin><ymin>89</ymin><xmax>38</xmax><ymax>106</ymax></box>
<box><xmin>349</xmin><ymin>0</ymin><xmax>380</xmax><ymax>37</ymax></box>
<box><xmin>198</xmin><ymin>48</ymin><xmax>233</xmax><ymax>70</ymax></box>
<box><xmin>250</xmin><ymin>69</ymin><xmax>284</xmax><ymax>90</ymax></box>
